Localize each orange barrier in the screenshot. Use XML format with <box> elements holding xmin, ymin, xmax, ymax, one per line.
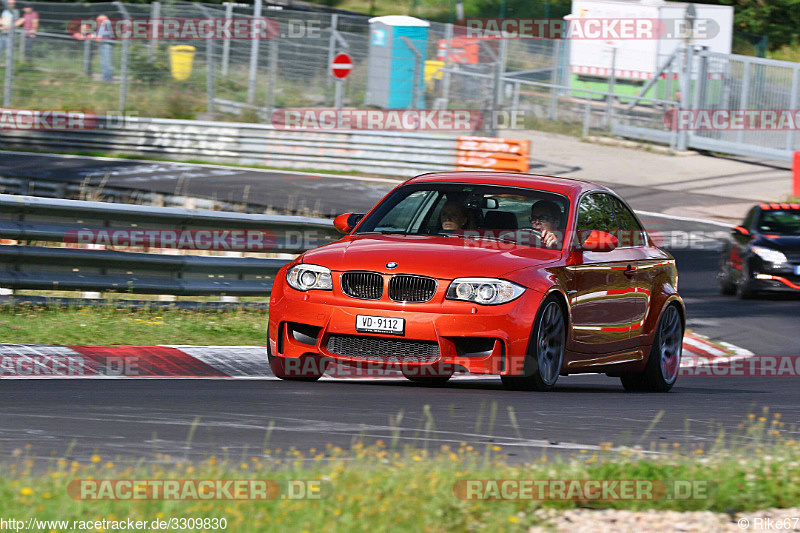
<box><xmin>455</xmin><ymin>136</ymin><xmax>530</xmax><ymax>172</ymax></box>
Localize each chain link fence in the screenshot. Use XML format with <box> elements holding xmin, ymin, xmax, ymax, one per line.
<box><xmin>1</xmin><ymin>1</ymin><xmax>799</xmax><ymax>161</ymax></box>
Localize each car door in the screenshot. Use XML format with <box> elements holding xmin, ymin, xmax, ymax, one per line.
<box><xmin>567</xmin><ymin>192</ymin><xmax>641</xmax><ymax>354</ymax></box>
<box><xmin>608</xmin><ymin>195</ymin><xmax>652</xmax><ymax>337</ymax></box>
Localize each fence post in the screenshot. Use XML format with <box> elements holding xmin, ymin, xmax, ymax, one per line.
<box><xmin>441</xmin><ymin>23</ymin><xmax>452</xmax><ymax>108</ymax></box>
<box><xmin>549</xmin><ymin>39</ymin><xmax>561</xmax><ymax>120</ymax></box>
<box><xmin>582</xmin><ymin>99</ymin><xmax>590</xmax><ymax>138</ymax></box>
<box><xmin>83</xmin><ymin>38</ymin><xmax>92</xmax><ymax>76</ymax></box>
<box><xmin>677</xmin><ymin>44</ymin><xmax>694</xmax><ymax>151</ymax></box>
<box><xmin>327</xmin><ymin>14</ymin><xmax>338</xmax><ymax>92</ymax></box>
<box><xmin>3</xmin><ymin>17</ymin><xmax>13</xmax><ymax>107</ymax></box>
<box><xmin>736</xmin><ymin>58</ymin><xmax>750</xmax><ymax>146</ymax></box>
<box><xmin>787</xmin><ymin>67</ymin><xmax>799</xmax><ymax>152</ymax></box>
<box><xmin>199</xmin><ymin>4</ymin><xmax>216</xmax><ymax>114</ymax></box>
<box><xmin>605</xmin><ymin>45</ymin><xmax>617</xmax><ymax>130</ymax></box>
<box><xmin>221</xmin><ymin>2</ymin><xmax>234</xmax><ymax>76</ymax></box>
<box><xmin>247</xmin><ymin>0</ymin><xmax>262</xmax><ymax>105</ymax></box>
<box><xmin>266</xmin><ymin>39</ymin><xmax>278</xmax><ymax>115</ymax></box>
<box><xmin>148</xmin><ymin>1</ymin><xmax>160</xmax><ymax>61</ymax></box>
<box><xmin>115</xmin><ymin>2</ymin><xmax>131</xmax><ymax>111</ymax></box>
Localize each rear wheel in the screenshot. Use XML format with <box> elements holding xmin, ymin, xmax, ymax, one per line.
<box><xmin>501</xmin><ymin>297</ymin><xmax>565</xmax><ymax>392</ymax></box>
<box><xmin>267</xmin><ymin>328</ymin><xmax>326</xmax><ymax>381</ymax></box>
<box><xmin>620</xmin><ymin>304</ymin><xmax>682</xmax><ymax>392</ymax></box>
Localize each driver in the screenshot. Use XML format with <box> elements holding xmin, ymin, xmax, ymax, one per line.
<box><xmin>530</xmin><ymin>200</ymin><xmax>562</xmax><ymax>249</ymax></box>
<box><xmin>440</xmin><ymin>200</ymin><xmax>471</xmax><ymax>231</ymax></box>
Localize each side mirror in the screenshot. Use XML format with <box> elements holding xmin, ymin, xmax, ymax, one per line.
<box><xmin>333</xmin><ymin>213</ymin><xmax>364</xmax><ymax>234</ymax></box>
<box><xmin>732</xmin><ymin>226</ymin><xmax>750</xmax><ymax>237</ymax></box>
<box><xmin>580</xmin><ymin>230</ymin><xmax>618</xmax><ymax>252</ymax></box>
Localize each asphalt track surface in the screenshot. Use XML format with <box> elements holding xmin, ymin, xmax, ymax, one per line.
<box><xmin>1</xmin><ymin>152</ymin><xmax>798</xmax><ymax>464</ymax></box>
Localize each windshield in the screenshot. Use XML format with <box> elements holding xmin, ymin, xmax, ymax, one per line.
<box><xmin>757</xmin><ymin>209</ymin><xmax>800</xmax><ymax>236</ymax></box>
<box><xmin>354</xmin><ymin>183</ymin><xmax>570</xmax><ymax>248</ymax></box>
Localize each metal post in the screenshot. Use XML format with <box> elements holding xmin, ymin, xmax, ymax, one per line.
<box><xmin>3</xmin><ymin>18</ymin><xmax>14</xmax><ymax>106</ymax></box>
<box><xmin>83</xmin><ymin>38</ymin><xmax>92</xmax><ymax>76</ymax></box>
<box><xmin>549</xmin><ymin>39</ymin><xmax>561</xmax><ymax>120</ymax></box>
<box><xmin>400</xmin><ymin>36</ymin><xmax>422</xmax><ymax>109</ymax></box>
<box><xmin>247</xmin><ymin>0</ymin><xmax>262</xmax><ymax>105</ymax></box>
<box><xmin>327</xmin><ymin>14</ymin><xmax>338</xmax><ymax>91</ymax></box>
<box><xmin>677</xmin><ymin>44</ymin><xmax>694</xmax><ymax>151</ymax></box>
<box><xmin>119</xmin><ymin>40</ymin><xmax>129</xmax><ymax>110</ymax></box>
<box><xmin>334</xmin><ymin>79</ymin><xmax>343</xmax><ymax>109</ymax></box>
<box><xmin>148</xmin><ymin>1</ymin><xmax>160</xmax><ymax>61</ymax></box>
<box><xmin>441</xmin><ymin>23</ymin><xmax>452</xmax><ymax>107</ymax></box>
<box><xmin>198</xmin><ymin>5</ymin><xmax>215</xmax><ymax>114</ymax></box>
<box><xmin>787</xmin><ymin>67</ymin><xmax>799</xmax><ymax>151</ymax></box>
<box><xmin>266</xmin><ymin>39</ymin><xmax>278</xmax><ymax>114</ymax></box>
<box><xmin>582</xmin><ymin>99</ymin><xmax>591</xmax><ymax>138</ymax></box>
<box><xmin>737</xmin><ymin>59</ymin><xmax>750</xmax><ymax>145</ymax></box>
<box><xmin>114</xmin><ymin>2</ymin><xmax>131</xmax><ymax>111</ymax></box>
<box><xmin>512</xmin><ymin>80</ymin><xmax>520</xmax><ymax>111</ymax></box>
<box><xmin>693</xmin><ymin>46</ymin><xmax>708</xmax><ymax>113</ymax></box>
<box><xmin>221</xmin><ymin>2</ymin><xmax>234</xmax><ymax>76</ymax></box>
<box><xmin>605</xmin><ymin>46</ymin><xmax>617</xmax><ymax>129</ymax></box>
<box><xmin>207</xmin><ymin>40</ymin><xmax>215</xmax><ymax>113</ymax></box>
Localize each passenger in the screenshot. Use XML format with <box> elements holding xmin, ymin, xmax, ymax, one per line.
<box><xmin>530</xmin><ymin>200</ymin><xmax>562</xmax><ymax>248</ymax></box>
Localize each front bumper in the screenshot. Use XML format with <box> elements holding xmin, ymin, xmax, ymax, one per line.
<box><xmin>268</xmin><ymin>276</ymin><xmax>545</xmax><ymax>376</ymax></box>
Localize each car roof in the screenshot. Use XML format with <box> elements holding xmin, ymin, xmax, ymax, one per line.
<box><xmin>404</xmin><ymin>172</ymin><xmax>610</xmax><ymax>197</ymax></box>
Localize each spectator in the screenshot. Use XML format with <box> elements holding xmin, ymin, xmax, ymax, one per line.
<box><xmin>96</xmin><ymin>14</ymin><xmax>113</xmax><ymax>82</ymax></box>
<box><xmin>0</xmin><ymin>0</ymin><xmax>19</xmax><ymax>56</ymax></box>
<box><xmin>16</xmin><ymin>4</ymin><xmax>37</xmax><ymax>62</ymax></box>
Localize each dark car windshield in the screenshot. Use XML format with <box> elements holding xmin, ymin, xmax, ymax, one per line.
<box><xmin>354</xmin><ymin>183</ymin><xmax>570</xmax><ymax>248</ymax></box>
<box><xmin>758</xmin><ymin>208</ymin><xmax>800</xmax><ymax>236</ymax></box>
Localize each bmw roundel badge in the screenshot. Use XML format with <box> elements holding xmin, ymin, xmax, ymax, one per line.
<box><xmin>386</xmin><ymin>262</ymin><xmax>398</xmax><ymax>269</ymax></box>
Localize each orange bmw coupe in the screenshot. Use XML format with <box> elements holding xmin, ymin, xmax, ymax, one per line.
<box><xmin>268</xmin><ymin>173</ymin><xmax>684</xmax><ymax>391</ymax></box>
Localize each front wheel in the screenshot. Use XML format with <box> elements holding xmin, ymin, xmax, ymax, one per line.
<box><xmin>501</xmin><ymin>298</ymin><xmax>565</xmax><ymax>391</ymax></box>
<box><xmin>620</xmin><ymin>304</ymin><xmax>682</xmax><ymax>392</ymax></box>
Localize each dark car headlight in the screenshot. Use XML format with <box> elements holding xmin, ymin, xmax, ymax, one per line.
<box><xmin>287</xmin><ymin>264</ymin><xmax>333</xmax><ymax>291</ymax></box>
<box><xmin>446</xmin><ymin>277</ymin><xmax>525</xmax><ymax>305</ymax></box>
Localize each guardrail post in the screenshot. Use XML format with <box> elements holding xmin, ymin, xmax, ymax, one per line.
<box><xmin>247</xmin><ymin>0</ymin><xmax>262</xmax><ymax>105</ymax></box>
<box><xmin>3</xmin><ymin>16</ymin><xmax>14</xmax><ymax>107</ymax></box>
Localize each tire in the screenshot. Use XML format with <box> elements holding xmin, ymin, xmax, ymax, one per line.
<box><xmin>267</xmin><ymin>327</ymin><xmax>326</xmax><ymax>381</ymax></box>
<box><xmin>718</xmin><ymin>254</ymin><xmax>736</xmax><ymax>296</ymax></box>
<box><xmin>620</xmin><ymin>304</ymin><xmax>683</xmax><ymax>392</ymax></box>
<box><xmin>402</xmin><ymin>364</ymin><xmax>453</xmax><ymax>386</ymax></box>
<box><xmin>501</xmin><ymin>297</ymin><xmax>566</xmax><ymax>392</ymax></box>
<box><xmin>735</xmin><ymin>263</ymin><xmax>757</xmax><ymax>300</ymax></box>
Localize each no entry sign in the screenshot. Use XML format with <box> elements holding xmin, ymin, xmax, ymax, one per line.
<box><xmin>331</xmin><ymin>53</ymin><xmax>353</xmax><ymax>79</ymax></box>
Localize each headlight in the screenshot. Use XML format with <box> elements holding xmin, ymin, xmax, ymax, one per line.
<box><xmin>752</xmin><ymin>246</ymin><xmax>787</xmax><ymax>265</ymax></box>
<box><xmin>446</xmin><ymin>277</ymin><xmax>525</xmax><ymax>305</ymax></box>
<box><xmin>286</xmin><ymin>264</ymin><xmax>333</xmax><ymax>291</ymax></box>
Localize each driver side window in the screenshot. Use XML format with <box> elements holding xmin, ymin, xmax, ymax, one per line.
<box><xmin>577</xmin><ymin>193</ymin><xmax>618</xmax><ymax>244</ymax></box>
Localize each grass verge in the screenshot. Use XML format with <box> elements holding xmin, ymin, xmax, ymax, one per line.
<box><xmin>0</xmin><ymin>304</ymin><xmax>268</xmax><ymax>345</ymax></box>
<box><xmin>0</xmin><ymin>409</ymin><xmax>797</xmax><ymax>532</ymax></box>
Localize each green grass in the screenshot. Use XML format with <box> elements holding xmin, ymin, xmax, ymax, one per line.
<box><xmin>0</xmin><ymin>304</ymin><xmax>268</xmax><ymax>345</ymax></box>
<box><xmin>1</xmin><ymin>409</ymin><xmax>798</xmax><ymax>531</ymax></box>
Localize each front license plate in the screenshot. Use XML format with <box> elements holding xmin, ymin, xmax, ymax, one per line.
<box><xmin>356</xmin><ymin>315</ymin><xmax>405</xmax><ymax>335</ymax></box>
<box><xmin>795</xmin><ymin>265</ymin><xmax>800</xmax><ymax>275</ymax></box>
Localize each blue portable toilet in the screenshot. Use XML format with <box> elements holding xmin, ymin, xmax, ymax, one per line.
<box><xmin>366</xmin><ymin>15</ymin><xmax>429</xmax><ymax>109</ymax></box>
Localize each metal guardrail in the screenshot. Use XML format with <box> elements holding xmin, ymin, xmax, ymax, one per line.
<box><xmin>0</xmin><ymin>194</ymin><xmax>342</xmax><ymax>296</ymax></box>
<box><xmin>0</xmin><ymin>117</ymin><xmax>462</xmax><ymax>177</ymax></box>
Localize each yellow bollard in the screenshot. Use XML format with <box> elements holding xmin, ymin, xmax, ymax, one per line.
<box><xmin>168</xmin><ymin>45</ymin><xmax>196</xmax><ymax>81</ymax></box>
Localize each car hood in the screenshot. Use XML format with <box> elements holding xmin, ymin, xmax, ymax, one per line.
<box><xmin>754</xmin><ymin>234</ymin><xmax>800</xmax><ymax>253</ymax></box>
<box><xmin>300</xmin><ymin>234</ymin><xmax>561</xmax><ymax>279</ymax></box>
